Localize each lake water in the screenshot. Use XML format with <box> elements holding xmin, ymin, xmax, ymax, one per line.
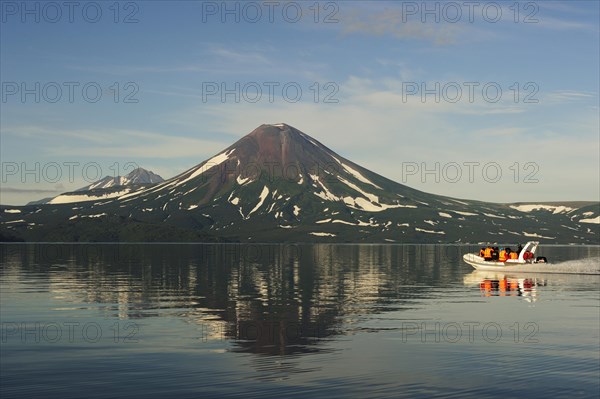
<box><xmin>1</xmin><ymin>244</ymin><xmax>599</xmax><ymax>398</ymax></box>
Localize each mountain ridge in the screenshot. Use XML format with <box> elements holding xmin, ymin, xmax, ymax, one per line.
<box><xmin>3</xmin><ymin>123</ymin><xmax>599</xmax><ymax>243</ymax></box>
<box><xmin>76</xmin><ymin>167</ymin><xmax>164</xmax><ymax>191</ymax></box>
<box><xmin>26</xmin><ymin>167</ymin><xmax>164</xmax><ymax>206</ymax></box>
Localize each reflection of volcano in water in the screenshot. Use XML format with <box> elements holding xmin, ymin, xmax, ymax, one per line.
<box><xmin>1</xmin><ymin>243</ymin><xmax>467</xmax><ymax>356</ymax></box>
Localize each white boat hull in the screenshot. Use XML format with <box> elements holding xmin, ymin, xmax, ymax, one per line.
<box><xmin>463</xmin><ymin>254</ymin><xmax>528</xmax><ymax>271</ymax></box>
<box><xmin>463</xmin><ymin>254</ymin><xmax>546</xmax><ymax>272</ymax></box>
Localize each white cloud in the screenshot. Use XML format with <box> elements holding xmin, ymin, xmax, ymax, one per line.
<box><xmin>2</xmin><ymin>126</ymin><xmax>229</xmax><ymax>159</ymax></box>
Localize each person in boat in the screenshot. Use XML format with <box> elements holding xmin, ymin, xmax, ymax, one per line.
<box><xmin>483</xmin><ymin>246</ymin><xmax>493</xmax><ymax>261</ymax></box>
<box><xmin>491</xmin><ymin>247</ymin><xmax>499</xmax><ymax>261</ymax></box>
<box><xmin>479</xmin><ymin>247</ymin><xmax>485</xmax><ymax>257</ymax></box>
<box><xmin>509</xmin><ymin>250</ymin><xmax>518</xmax><ymax>260</ymax></box>
<box><xmin>499</xmin><ymin>248</ymin><xmax>508</xmax><ymax>262</ymax></box>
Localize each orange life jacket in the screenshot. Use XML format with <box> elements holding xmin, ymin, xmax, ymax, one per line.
<box><xmin>509</xmin><ymin>252</ymin><xmax>518</xmax><ymax>260</ymax></box>
<box><xmin>484</xmin><ymin>247</ymin><xmax>492</xmax><ymax>258</ymax></box>
<box><xmin>499</xmin><ymin>250</ymin><xmax>507</xmax><ymax>261</ymax></box>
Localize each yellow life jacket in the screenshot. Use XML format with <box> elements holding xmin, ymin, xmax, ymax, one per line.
<box><xmin>499</xmin><ymin>250</ymin><xmax>507</xmax><ymax>261</ymax></box>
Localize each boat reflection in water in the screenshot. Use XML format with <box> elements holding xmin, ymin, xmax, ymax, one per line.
<box><xmin>463</xmin><ymin>271</ymin><xmax>547</xmax><ymax>302</ymax></box>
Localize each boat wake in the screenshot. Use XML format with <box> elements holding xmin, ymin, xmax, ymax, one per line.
<box><xmin>546</xmin><ymin>258</ymin><xmax>600</xmax><ymax>275</ymax></box>
<box><xmin>496</xmin><ymin>258</ymin><xmax>600</xmax><ymax>275</ymax></box>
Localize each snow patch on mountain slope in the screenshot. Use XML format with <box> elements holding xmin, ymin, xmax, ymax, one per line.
<box><xmin>176</xmin><ymin>149</ymin><xmax>235</xmax><ymax>187</ymax></box>
<box><xmin>331</xmin><ymin>219</ymin><xmax>358</xmax><ymax>226</ymax></box>
<box><xmin>4</xmin><ymin>209</ymin><xmax>21</xmax><ymax>213</ymax></box>
<box><xmin>310</xmin><ymin>232</ymin><xmax>336</xmax><ymax>237</ymax></box>
<box><xmin>330</xmin><ymin>154</ymin><xmax>382</xmax><ymax>189</ymax></box>
<box><xmin>119</xmin><ymin>177</ymin><xmax>179</xmax><ymax>201</ymax></box>
<box><xmin>453</xmin><ymin>210</ymin><xmax>478</xmax><ymax>216</ymax></box>
<box><xmin>343</xmin><ymin>196</ymin><xmax>417</xmax><ymax>212</ymax></box>
<box><xmin>415</xmin><ymin>227</ymin><xmax>445</xmax><ymax>234</ymax></box>
<box><xmin>311</xmin><ymin>173</ymin><xmax>405</xmax><ymax>213</ymax></box>
<box><xmin>246</xmin><ymin>186</ymin><xmax>269</xmax><ymax>218</ymax></box>
<box><xmin>352</xmin><ymin>197</ymin><xmax>382</xmax><ymax>212</ymax></box>
<box><xmin>338</xmin><ymin>176</ymin><xmax>378</xmax><ymax>203</ymax></box>
<box><xmin>356</xmin><ymin>219</ymin><xmax>380</xmax><ymax>227</ymax></box>
<box><xmin>439</xmin><ymin>212</ymin><xmax>452</xmax><ymax>218</ymax></box>
<box><xmin>293</xmin><ymin>205</ymin><xmax>301</xmax><ymax>217</ymax></box>
<box><xmin>49</xmin><ymin>190</ymin><xmax>130</xmax><ymax>204</ymax></box>
<box><xmin>483</xmin><ymin>213</ymin><xmax>506</xmax><ymax>219</ymax></box>
<box><xmin>511</xmin><ymin>204</ymin><xmax>575</xmax><ymax>214</ymax></box>
<box><xmin>69</xmin><ymin>213</ymin><xmax>107</xmax><ymax>220</ymax></box>
<box><xmin>88</xmin><ymin>176</ymin><xmax>127</xmax><ymax>189</ymax></box>
<box><xmin>523</xmin><ymin>231</ymin><xmax>555</xmax><ymax>239</ymax></box>
<box><xmin>310</xmin><ymin>174</ymin><xmax>340</xmax><ymax>201</ymax></box>
<box><xmin>237</xmin><ymin>175</ymin><xmax>251</xmax><ymax>185</ymax></box>
<box><xmin>579</xmin><ymin>216</ymin><xmax>600</xmax><ymax>224</ymax></box>
<box><xmin>228</xmin><ymin>192</ymin><xmax>240</xmax><ymax>206</ymax></box>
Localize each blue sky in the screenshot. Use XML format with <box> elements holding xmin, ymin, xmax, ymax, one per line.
<box><xmin>1</xmin><ymin>0</ymin><xmax>598</xmax><ymax>205</ymax></box>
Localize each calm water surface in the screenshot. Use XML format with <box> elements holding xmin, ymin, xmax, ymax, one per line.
<box><xmin>1</xmin><ymin>244</ymin><xmax>599</xmax><ymax>398</ymax></box>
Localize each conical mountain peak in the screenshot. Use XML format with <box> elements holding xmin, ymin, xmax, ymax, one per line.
<box><xmin>229</xmin><ymin>123</ymin><xmax>343</xmax><ymax>168</ymax></box>
<box><xmin>244</xmin><ymin>123</ymin><xmax>307</xmax><ymax>145</ymax></box>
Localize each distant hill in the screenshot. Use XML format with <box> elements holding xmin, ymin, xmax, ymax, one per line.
<box><xmin>26</xmin><ymin>168</ymin><xmax>164</xmax><ymax>205</ymax></box>
<box><xmin>76</xmin><ymin>167</ymin><xmax>164</xmax><ymax>191</ymax></box>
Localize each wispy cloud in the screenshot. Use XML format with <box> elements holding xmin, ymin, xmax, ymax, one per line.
<box><xmin>211</xmin><ymin>48</ymin><xmax>272</xmax><ymax>66</ymax></box>
<box><xmin>67</xmin><ymin>63</ymin><xmax>214</xmax><ymax>76</ymax></box>
<box><xmin>0</xmin><ymin>187</ymin><xmax>62</xmax><ymax>194</ymax></box>
<box><xmin>1</xmin><ymin>126</ymin><xmax>229</xmax><ymax>159</ymax></box>
<box><xmin>538</xmin><ymin>16</ymin><xmax>598</xmax><ymax>32</ymax></box>
<box><xmin>471</xmin><ymin>127</ymin><xmax>528</xmax><ymax>137</ymax></box>
<box><xmin>544</xmin><ymin>90</ymin><xmax>596</xmax><ymax>105</ymax></box>
<box><xmin>339</xmin><ymin>9</ymin><xmax>464</xmax><ymax>46</ymax></box>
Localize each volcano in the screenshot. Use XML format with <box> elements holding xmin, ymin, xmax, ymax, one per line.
<box><xmin>26</xmin><ymin>167</ymin><xmax>164</xmax><ymax>205</ymax></box>
<box><xmin>77</xmin><ymin>167</ymin><xmax>164</xmax><ymax>191</ymax></box>
<box><xmin>2</xmin><ymin>124</ymin><xmax>598</xmax><ymax>243</ymax></box>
